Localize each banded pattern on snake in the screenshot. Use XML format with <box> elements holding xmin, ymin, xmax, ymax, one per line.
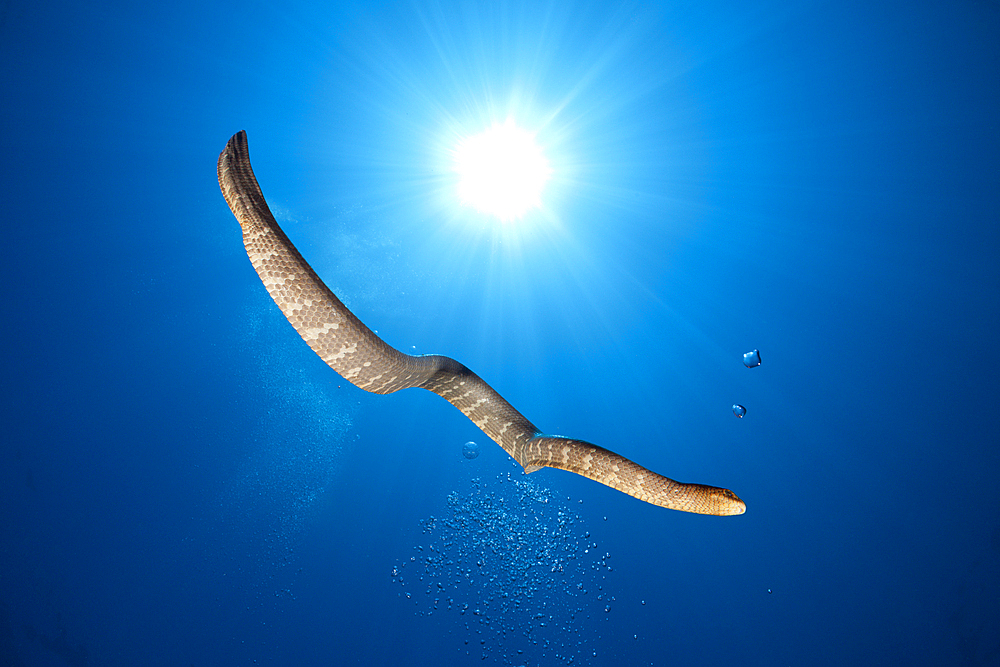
<box><xmin>218</xmin><ymin>131</ymin><xmax>745</xmax><ymax>516</ymax></box>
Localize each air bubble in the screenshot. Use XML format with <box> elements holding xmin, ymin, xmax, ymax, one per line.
<box><xmin>462</xmin><ymin>441</ymin><xmax>481</xmax><ymax>460</ymax></box>
<box><xmin>391</xmin><ymin>473</ymin><xmax>614</xmax><ymax>664</ymax></box>
<box><xmin>743</xmin><ymin>349</ymin><xmax>761</xmax><ymax>368</ymax></box>
<box><xmin>733</xmin><ymin>404</ymin><xmax>746</xmax><ymax>418</ymax></box>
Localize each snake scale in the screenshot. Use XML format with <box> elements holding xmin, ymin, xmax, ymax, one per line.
<box><xmin>218</xmin><ymin>131</ymin><xmax>745</xmax><ymax>516</ymax></box>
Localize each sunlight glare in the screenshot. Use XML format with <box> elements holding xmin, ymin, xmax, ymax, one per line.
<box><xmin>454</xmin><ymin>120</ymin><xmax>551</xmax><ymax>221</ymax></box>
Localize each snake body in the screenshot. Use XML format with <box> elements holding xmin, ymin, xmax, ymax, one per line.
<box><xmin>218</xmin><ymin>131</ymin><xmax>745</xmax><ymax>516</ymax></box>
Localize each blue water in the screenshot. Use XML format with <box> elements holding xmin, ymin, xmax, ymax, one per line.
<box><xmin>2</xmin><ymin>1</ymin><xmax>998</xmax><ymax>665</ymax></box>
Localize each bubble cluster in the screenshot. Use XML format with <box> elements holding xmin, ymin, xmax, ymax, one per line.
<box><xmin>392</xmin><ymin>474</ymin><xmax>614</xmax><ymax>664</ymax></box>
<box><xmin>202</xmin><ymin>301</ymin><xmax>357</xmax><ymax>592</ymax></box>
<box><xmin>742</xmin><ymin>349</ymin><xmax>761</xmax><ymax>368</ymax></box>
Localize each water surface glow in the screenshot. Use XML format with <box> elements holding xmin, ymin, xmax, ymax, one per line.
<box><xmin>454</xmin><ymin>120</ymin><xmax>552</xmax><ymax>221</ymax></box>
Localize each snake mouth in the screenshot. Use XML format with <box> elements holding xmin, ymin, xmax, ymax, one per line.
<box><xmin>718</xmin><ymin>491</ymin><xmax>747</xmax><ymax>516</ymax></box>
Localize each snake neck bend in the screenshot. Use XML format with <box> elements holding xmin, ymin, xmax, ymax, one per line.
<box><xmin>218</xmin><ymin>130</ymin><xmax>745</xmax><ymax>516</ymax></box>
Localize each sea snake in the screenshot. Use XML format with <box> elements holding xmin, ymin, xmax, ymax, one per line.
<box><xmin>218</xmin><ymin>131</ymin><xmax>745</xmax><ymax>516</ymax></box>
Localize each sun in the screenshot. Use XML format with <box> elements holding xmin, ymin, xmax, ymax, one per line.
<box><xmin>454</xmin><ymin>120</ymin><xmax>551</xmax><ymax>221</ymax></box>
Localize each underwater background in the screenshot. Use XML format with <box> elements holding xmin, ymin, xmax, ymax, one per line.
<box><xmin>1</xmin><ymin>0</ymin><xmax>998</xmax><ymax>665</ymax></box>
